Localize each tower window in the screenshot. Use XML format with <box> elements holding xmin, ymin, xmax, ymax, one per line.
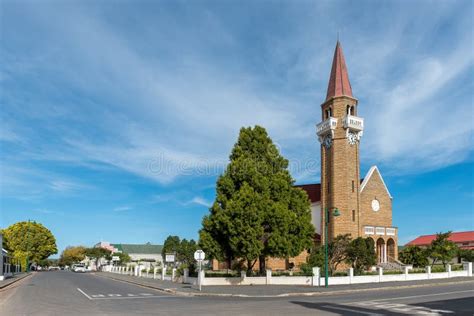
<box><xmin>352</xmin><ymin>210</ymin><xmax>356</xmax><ymax>222</ymax></box>
<box><xmin>347</xmin><ymin>105</ymin><xmax>351</xmax><ymax>115</ymax></box>
<box><xmin>352</xmin><ymin>180</ymin><xmax>355</xmax><ymax>193</ymax></box>
<box><xmin>327</xmin><ymin>182</ymin><xmax>330</xmax><ymax>194</ymax></box>
<box><xmin>351</xmin><ymin>106</ymin><xmax>355</xmax><ymax>115</ymax></box>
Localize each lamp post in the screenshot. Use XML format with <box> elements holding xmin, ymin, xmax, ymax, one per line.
<box><xmin>26</xmin><ymin>219</ymin><xmax>30</xmax><ymax>273</ymax></box>
<box><xmin>324</xmin><ymin>207</ymin><xmax>340</xmax><ymax>288</ymax></box>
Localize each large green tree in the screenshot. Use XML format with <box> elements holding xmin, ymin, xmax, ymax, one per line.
<box><xmin>199</xmin><ymin>126</ymin><xmax>315</xmax><ymax>274</ymax></box>
<box><xmin>346</xmin><ymin>237</ymin><xmax>376</xmax><ymax>274</ymax></box>
<box><xmin>399</xmin><ymin>245</ymin><xmax>429</xmax><ymax>268</ymax></box>
<box><xmin>2</xmin><ymin>221</ymin><xmax>57</xmax><ymax>271</ymax></box>
<box><xmin>59</xmin><ymin>246</ymin><xmax>86</xmax><ymax>266</ymax></box>
<box><xmin>427</xmin><ymin>232</ymin><xmax>459</xmax><ymax>268</ymax></box>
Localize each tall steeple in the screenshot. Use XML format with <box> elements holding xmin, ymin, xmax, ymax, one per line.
<box><xmin>326</xmin><ymin>41</ymin><xmax>353</xmax><ymax>101</ymax></box>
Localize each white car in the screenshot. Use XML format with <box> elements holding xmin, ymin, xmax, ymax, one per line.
<box><xmin>73</xmin><ymin>264</ymin><xmax>87</xmax><ymax>273</ymax></box>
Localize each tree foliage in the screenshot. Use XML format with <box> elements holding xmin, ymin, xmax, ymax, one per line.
<box><xmin>114</xmin><ymin>252</ymin><xmax>131</xmax><ymax>264</ymax></box>
<box><xmin>328</xmin><ymin>234</ymin><xmax>351</xmax><ymax>274</ymax></box>
<box><xmin>346</xmin><ymin>237</ymin><xmax>376</xmax><ymax>274</ymax></box>
<box><xmin>59</xmin><ymin>246</ymin><xmax>86</xmax><ymax>266</ymax></box>
<box><xmin>162</xmin><ymin>235</ymin><xmax>181</xmax><ymax>261</ymax></box>
<box><xmin>427</xmin><ymin>232</ymin><xmax>459</xmax><ymax>268</ymax></box>
<box><xmin>458</xmin><ymin>249</ymin><xmax>474</xmax><ymax>263</ymax></box>
<box><xmin>399</xmin><ymin>245</ymin><xmax>429</xmax><ymax>268</ymax></box>
<box><xmin>2</xmin><ymin>221</ymin><xmax>57</xmax><ymax>271</ymax></box>
<box><xmin>85</xmin><ymin>247</ymin><xmax>111</xmax><ymax>268</ymax></box>
<box><xmin>199</xmin><ymin>126</ymin><xmax>314</xmax><ymax>274</ymax></box>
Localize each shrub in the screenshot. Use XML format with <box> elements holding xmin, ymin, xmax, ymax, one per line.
<box><xmin>409</xmin><ymin>268</ymin><xmax>426</xmax><ymax>274</ymax></box>
<box><xmin>384</xmin><ymin>270</ymin><xmax>403</xmax><ymax>275</ymax></box>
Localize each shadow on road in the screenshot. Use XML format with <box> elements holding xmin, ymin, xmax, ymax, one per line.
<box><xmin>291</xmin><ymin>297</ymin><xmax>474</xmax><ymax>315</ymax></box>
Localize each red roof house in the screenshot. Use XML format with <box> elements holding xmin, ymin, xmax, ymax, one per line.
<box><xmin>406</xmin><ymin>231</ymin><xmax>474</xmax><ymax>250</ymax></box>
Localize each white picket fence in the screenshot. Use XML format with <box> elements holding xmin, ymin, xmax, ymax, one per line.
<box><xmin>106</xmin><ymin>262</ymin><xmax>473</xmax><ymax>287</ymax></box>
<box><xmin>183</xmin><ymin>262</ymin><xmax>473</xmax><ymax>286</ymax></box>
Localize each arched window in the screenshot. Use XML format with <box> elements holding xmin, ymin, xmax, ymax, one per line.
<box><xmin>350</xmin><ymin>105</ymin><xmax>355</xmax><ymax>115</ymax></box>
<box><xmin>346</xmin><ymin>105</ymin><xmax>351</xmax><ymax>115</ymax></box>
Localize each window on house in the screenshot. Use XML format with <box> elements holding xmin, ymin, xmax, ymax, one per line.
<box><xmin>352</xmin><ymin>210</ymin><xmax>356</xmax><ymax>222</ymax></box>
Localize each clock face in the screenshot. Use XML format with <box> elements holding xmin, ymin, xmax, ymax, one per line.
<box><xmin>323</xmin><ymin>135</ymin><xmax>332</xmax><ymax>149</ymax></box>
<box><xmin>372</xmin><ymin>199</ymin><xmax>380</xmax><ymax>212</ymax></box>
<box><xmin>347</xmin><ymin>132</ymin><xmax>357</xmax><ymax>145</ymax></box>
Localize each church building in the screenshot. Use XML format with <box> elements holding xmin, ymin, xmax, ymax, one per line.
<box><xmin>212</xmin><ymin>41</ymin><xmax>397</xmax><ymax>271</ymax></box>
<box><xmin>299</xmin><ymin>40</ymin><xmax>398</xmax><ymax>265</ymax></box>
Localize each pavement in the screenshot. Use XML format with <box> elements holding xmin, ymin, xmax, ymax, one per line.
<box><xmin>0</xmin><ymin>270</ymin><xmax>472</xmax><ymax>315</ymax></box>
<box><xmin>97</xmin><ymin>271</ymin><xmax>474</xmax><ymax>297</ymax></box>
<box><xmin>0</xmin><ymin>272</ymin><xmax>30</xmax><ymax>289</ymax></box>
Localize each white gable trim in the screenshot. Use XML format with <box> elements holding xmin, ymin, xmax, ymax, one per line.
<box><xmin>360</xmin><ymin>165</ymin><xmax>393</xmax><ymax>199</ymax></box>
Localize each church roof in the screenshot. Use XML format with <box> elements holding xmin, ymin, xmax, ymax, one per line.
<box><xmin>295</xmin><ymin>183</ymin><xmax>321</xmax><ymax>203</ymax></box>
<box><xmin>326</xmin><ymin>41</ymin><xmax>353</xmax><ymax>101</ymax></box>
<box><xmin>296</xmin><ymin>179</ymin><xmax>365</xmax><ymax>203</ymax></box>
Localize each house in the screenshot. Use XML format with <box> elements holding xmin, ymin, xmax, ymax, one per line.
<box><xmin>406</xmin><ymin>231</ymin><xmax>474</xmax><ymax>250</ymax></box>
<box><xmin>95</xmin><ymin>241</ymin><xmax>163</xmax><ymax>268</ymax></box>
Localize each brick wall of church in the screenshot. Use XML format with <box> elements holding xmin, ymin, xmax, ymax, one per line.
<box><xmin>321</xmin><ymin>96</ymin><xmax>361</xmax><ymax>243</ymax></box>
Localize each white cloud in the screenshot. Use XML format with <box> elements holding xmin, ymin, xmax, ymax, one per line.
<box><xmin>113</xmin><ymin>206</ymin><xmax>131</xmax><ymax>212</ymax></box>
<box><xmin>187</xmin><ymin>196</ymin><xmax>212</xmax><ymax>208</ymax></box>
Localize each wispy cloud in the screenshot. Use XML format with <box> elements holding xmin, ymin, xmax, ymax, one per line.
<box><xmin>113</xmin><ymin>206</ymin><xmax>131</xmax><ymax>212</ymax></box>
<box><xmin>187</xmin><ymin>196</ymin><xmax>212</xmax><ymax>208</ymax></box>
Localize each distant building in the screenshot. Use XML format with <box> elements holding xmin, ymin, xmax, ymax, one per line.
<box><xmin>95</xmin><ymin>241</ymin><xmax>164</xmax><ymax>268</ymax></box>
<box><xmin>406</xmin><ymin>231</ymin><xmax>474</xmax><ymax>250</ymax></box>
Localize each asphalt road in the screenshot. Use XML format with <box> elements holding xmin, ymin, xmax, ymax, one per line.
<box><xmin>0</xmin><ymin>271</ymin><xmax>473</xmax><ymax>315</ymax></box>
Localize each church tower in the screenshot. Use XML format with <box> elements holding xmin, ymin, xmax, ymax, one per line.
<box><xmin>317</xmin><ymin>41</ymin><xmax>364</xmax><ymax>243</ymax></box>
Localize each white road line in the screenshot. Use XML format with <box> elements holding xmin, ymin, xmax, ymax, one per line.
<box><xmin>76</xmin><ymin>288</ymin><xmax>92</xmax><ymax>300</ymax></box>
<box><xmin>321</xmin><ymin>305</ymin><xmax>383</xmax><ymax>316</ymax></box>
<box><xmin>92</xmin><ymin>295</ymin><xmax>173</xmax><ymax>300</ymax></box>
<box><xmin>367</xmin><ymin>289</ymin><xmax>474</xmax><ymax>302</ymax></box>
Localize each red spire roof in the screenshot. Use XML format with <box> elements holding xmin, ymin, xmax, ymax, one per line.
<box><xmin>326</xmin><ymin>41</ymin><xmax>353</xmax><ymax>101</ymax></box>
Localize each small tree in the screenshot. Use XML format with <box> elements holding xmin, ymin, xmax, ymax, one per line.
<box><xmin>347</xmin><ymin>237</ymin><xmax>376</xmax><ymax>274</ymax></box>
<box><xmin>59</xmin><ymin>246</ymin><xmax>86</xmax><ymax>267</ymax></box>
<box><xmin>328</xmin><ymin>234</ymin><xmax>351</xmax><ymax>275</ymax></box>
<box><xmin>398</xmin><ymin>245</ymin><xmax>429</xmax><ymax>268</ymax></box>
<box><xmin>178</xmin><ymin>239</ymin><xmax>198</xmax><ymax>272</ymax></box>
<box><xmin>114</xmin><ymin>252</ymin><xmax>131</xmax><ymax>265</ymax></box>
<box><xmin>427</xmin><ymin>232</ymin><xmax>459</xmax><ymax>268</ymax></box>
<box><xmin>300</xmin><ymin>246</ymin><xmax>324</xmax><ymax>275</ymax></box>
<box><xmin>458</xmin><ymin>249</ymin><xmax>474</xmax><ymax>263</ymax></box>
<box><xmin>85</xmin><ymin>247</ymin><xmax>111</xmax><ymax>270</ymax></box>
<box><xmin>162</xmin><ymin>235</ymin><xmax>181</xmax><ymax>262</ymax></box>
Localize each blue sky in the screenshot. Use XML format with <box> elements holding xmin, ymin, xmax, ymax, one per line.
<box><xmin>1</xmin><ymin>0</ymin><xmax>473</xmax><ymax>257</ymax></box>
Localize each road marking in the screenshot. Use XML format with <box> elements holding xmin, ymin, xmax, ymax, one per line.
<box><xmin>92</xmin><ymin>295</ymin><xmax>173</xmax><ymax>300</ymax></box>
<box><xmin>351</xmin><ymin>301</ymin><xmax>454</xmax><ymax>315</ymax></box>
<box><xmin>367</xmin><ymin>289</ymin><xmax>474</xmax><ymax>302</ymax></box>
<box><xmin>321</xmin><ymin>305</ymin><xmax>383</xmax><ymax>315</ymax></box>
<box><xmin>91</xmin><ymin>294</ymin><xmax>105</xmax><ymax>298</ymax></box>
<box><xmin>139</xmin><ymin>293</ymin><xmax>153</xmax><ymax>296</ymax></box>
<box><xmin>107</xmin><ymin>294</ymin><xmax>122</xmax><ymax>297</ymax></box>
<box><xmin>77</xmin><ymin>288</ymin><xmax>92</xmax><ymax>300</ymax></box>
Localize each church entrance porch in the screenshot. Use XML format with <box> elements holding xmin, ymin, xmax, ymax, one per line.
<box><xmin>387</xmin><ymin>238</ymin><xmax>396</xmax><ymax>261</ymax></box>
<box><xmin>376</xmin><ymin>238</ymin><xmax>387</xmax><ymax>263</ymax></box>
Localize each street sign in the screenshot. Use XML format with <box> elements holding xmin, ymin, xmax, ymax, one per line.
<box><xmin>165</xmin><ymin>254</ymin><xmax>175</xmax><ymax>263</ymax></box>
<box><xmin>112</xmin><ymin>256</ymin><xmax>120</xmax><ymax>261</ymax></box>
<box><xmin>194</xmin><ymin>250</ymin><xmax>205</xmax><ymax>261</ymax></box>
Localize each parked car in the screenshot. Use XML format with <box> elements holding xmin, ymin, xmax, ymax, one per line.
<box><xmin>73</xmin><ymin>264</ymin><xmax>87</xmax><ymax>273</ymax></box>
<box><xmin>48</xmin><ymin>266</ymin><xmax>60</xmax><ymax>271</ymax></box>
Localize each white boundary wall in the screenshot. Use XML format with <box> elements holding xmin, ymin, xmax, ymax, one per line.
<box><xmin>182</xmin><ymin>263</ymin><xmax>473</xmax><ymax>287</ymax></box>
<box><xmin>105</xmin><ymin>262</ymin><xmax>473</xmax><ymax>287</ymax></box>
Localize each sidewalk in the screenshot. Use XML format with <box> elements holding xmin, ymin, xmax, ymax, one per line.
<box><xmin>0</xmin><ymin>273</ymin><xmax>31</xmax><ymax>290</ymax></box>
<box><xmin>96</xmin><ymin>272</ymin><xmax>474</xmax><ymax>297</ymax></box>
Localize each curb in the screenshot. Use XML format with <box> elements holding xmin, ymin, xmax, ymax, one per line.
<box><xmin>95</xmin><ymin>273</ymin><xmax>474</xmax><ymax>298</ymax></box>
<box><xmin>0</xmin><ymin>273</ymin><xmax>33</xmax><ymax>290</ymax></box>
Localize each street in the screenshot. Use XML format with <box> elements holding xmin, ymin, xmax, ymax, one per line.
<box><xmin>0</xmin><ymin>271</ymin><xmax>473</xmax><ymax>315</ymax></box>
